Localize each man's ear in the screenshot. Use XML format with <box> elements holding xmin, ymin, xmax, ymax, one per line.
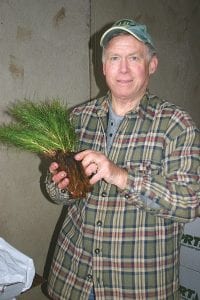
<box><xmin>102</xmin><ymin>63</ymin><xmax>106</xmax><ymax>76</ymax></box>
<box><xmin>149</xmin><ymin>55</ymin><xmax>158</xmax><ymax>74</ymax></box>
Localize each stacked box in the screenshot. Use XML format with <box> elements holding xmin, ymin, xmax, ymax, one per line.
<box><xmin>180</xmin><ymin>218</ymin><xmax>200</xmax><ymax>300</ymax></box>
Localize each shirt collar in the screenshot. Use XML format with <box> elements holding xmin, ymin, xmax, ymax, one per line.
<box><xmin>96</xmin><ymin>91</ymin><xmax>151</xmax><ymax>120</ymax></box>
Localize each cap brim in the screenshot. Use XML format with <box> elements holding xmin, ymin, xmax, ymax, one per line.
<box><xmin>100</xmin><ymin>26</ymin><xmax>143</xmax><ymax>47</ymax></box>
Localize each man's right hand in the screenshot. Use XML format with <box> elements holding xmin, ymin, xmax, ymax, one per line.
<box><xmin>49</xmin><ymin>162</ymin><xmax>69</xmax><ymax>190</ymax></box>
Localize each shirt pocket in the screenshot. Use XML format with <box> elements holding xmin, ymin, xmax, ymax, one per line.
<box><xmin>125</xmin><ymin>160</ymin><xmax>161</xmax><ymax>176</ymax></box>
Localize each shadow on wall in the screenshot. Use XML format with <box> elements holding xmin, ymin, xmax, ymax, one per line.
<box><xmin>89</xmin><ymin>22</ymin><xmax>113</xmax><ymax>99</ymax></box>
<box><xmin>38</xmin><ymin>156</ymin><xmax>68</xmax><ymax>297</ymax></box>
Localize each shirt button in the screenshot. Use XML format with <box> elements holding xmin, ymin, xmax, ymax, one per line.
<box><xmin>125</xmin><ymin>193</ymin><xmax>129</xmax><ymax>199</ymax></box>
<box><xmin>95</xmin><ymin>248</ymin><xmax>100</xmax><ymax>255</ymax></box>
<box><xmin>101</xmin><ymin>191</ymin><xmax>107</xmax><ymax>197</ymax></box>
<box><xmin>97</xmin><ymin>220</ymin><xmax>102</xmax><ymax>227</ymax></box>
<box><xmin>87</xmin><ymin>274</ymin><xmax>93</xmax><ymax>281</ymax></box>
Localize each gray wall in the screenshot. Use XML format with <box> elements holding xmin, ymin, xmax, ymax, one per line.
<box><xmin>0</xmin><ymin>1</ymin><xmax>199</xmax><ymax>299</ymax></box>
<box><xmin>0</xmin><ymin>1</ymin><xmax>90</xmax><ymax>299</ymax></box>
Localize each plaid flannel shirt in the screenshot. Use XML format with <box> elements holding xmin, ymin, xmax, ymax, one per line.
<box><xmin>46</xmin><ymin>92</ymin><xmax>200</xmax><ymax>300</ymax></box>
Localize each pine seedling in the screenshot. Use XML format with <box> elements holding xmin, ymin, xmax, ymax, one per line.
<box><xmin>0</xmin><ymin>99</ymin><xmax>91</xmax><ymax>198</ymax></box>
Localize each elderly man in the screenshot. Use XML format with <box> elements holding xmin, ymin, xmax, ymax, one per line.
<box><xmin>45</xmin><ymin>19</ymin><xmax>200</xmax><ymax>299</ymax></box>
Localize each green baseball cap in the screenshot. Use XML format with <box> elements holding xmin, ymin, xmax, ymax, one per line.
<box><xmin>100</xmin><ymin>18</ymin><xmax>156</xmax><ymax>52</ymax></box>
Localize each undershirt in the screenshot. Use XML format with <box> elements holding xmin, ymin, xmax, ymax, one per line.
<box><xmin>107</xmin><ymin>105</ymin><xmax>124</xmax><ymax>152</ymax></box>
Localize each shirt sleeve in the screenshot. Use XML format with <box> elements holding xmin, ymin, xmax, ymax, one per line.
<box><xmin>45</xmin><ymin>171</ymin><xmax>76</xmax><ymax>206</ymax></box>
<box><xmin>121</xmin><ymin>126</ymin><xmax>200</xmax><ymax>223</ymax></box>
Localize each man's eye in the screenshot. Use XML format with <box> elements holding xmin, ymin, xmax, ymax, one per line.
<box><xmin>110</xmin><ymin>56</ymin><xmax>119</xmax><ymax>61</ymax></box>
<box><xmin>130</xmin><ymin>56</ymin><xmax>138</xmax><ymax>61</ymax></box>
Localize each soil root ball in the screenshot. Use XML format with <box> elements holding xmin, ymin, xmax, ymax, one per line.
<box><xmin>54</xmin><ymin>151</ymin><xmax>92</xmax><ymax>198</ymax></box>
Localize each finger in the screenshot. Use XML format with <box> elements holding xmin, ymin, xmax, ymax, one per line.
<box><xmin>49</xmin><ymin>162</ymin><xmax>59</xmax><ymax>173</ymax></box>
<box><xmin>52</xmin><ymin>171</ymin><xmax>67</xmax><ymax>184</ymax></box>
<box><xmin>85</xmin><ymin>161</ymin><xmax>99</xmax><ymax>176</ymax></box>
<box><xmin>89</xmin><ymin>171</ymin><xmax>102</xmax><ymax>185</ymax></box>
<box><xmin>75</xmin><ymin>150</ymin><xmax>93</xmax><ymax>161</ymax></box>
<box><xmin>57</xmin><ymin>177</ymin><xmax>69</xmax><ymax>190</ymax></box>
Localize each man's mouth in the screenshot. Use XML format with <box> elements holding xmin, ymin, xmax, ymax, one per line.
<box><xmin>117</xmin><ymin>79</ymin><xmax>133</xmax><ymax>84</ymax></box>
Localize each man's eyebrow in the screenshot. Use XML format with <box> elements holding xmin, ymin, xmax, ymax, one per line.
<box><xmin>107</xmin><ymin>51</ymin><xmax>139</xmax><ymax>55</ymax></box>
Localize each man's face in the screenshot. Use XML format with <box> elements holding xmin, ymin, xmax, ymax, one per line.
<box><xmin>102</xmin><ymin>35</ymin><xmax>157</xmax><ymax>103</ymax></box>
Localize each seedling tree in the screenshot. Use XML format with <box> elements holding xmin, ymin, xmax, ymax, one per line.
<box><xmin>0</xmin><ymin>99</ymin><xmax>91</xmax><ymax>198</ymax></box>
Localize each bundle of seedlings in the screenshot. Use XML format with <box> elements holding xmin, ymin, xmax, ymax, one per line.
<box><xmin>0</xmin><ymin>99</ymin><xmax>91</xmax><ymax>198</ymax></box>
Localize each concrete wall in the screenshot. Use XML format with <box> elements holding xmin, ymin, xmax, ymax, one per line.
<box><xmin>0</xmin><ymin>1</ymin><xmax>199</xmax><ymax>299</ymax></box>
<box><xmin>0</xmin><ymin>1</ymin><xmax>90</xmax><ymax>299</ymax></box>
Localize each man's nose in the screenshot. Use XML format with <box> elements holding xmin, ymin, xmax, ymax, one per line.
<box><xmin>119</xmin><ymin>58</ymin><xmax>129</xmax><ymax>73</ymax></box>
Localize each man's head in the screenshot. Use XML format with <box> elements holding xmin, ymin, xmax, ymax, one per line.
<box><xmin>99</xmin><ymin>19</ymin><xmax>158</xmax><ymax>108</ymax></box>
<box><xmin>100</xmin><ymin>18</ymin><xmax>156</xmax><ymax>58</ymax></box>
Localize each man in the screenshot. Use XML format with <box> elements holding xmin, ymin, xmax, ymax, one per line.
<box><xmin>45</xmin><ymin>19</ymin><xmax>200</xmax><ymax>299</ymax></box>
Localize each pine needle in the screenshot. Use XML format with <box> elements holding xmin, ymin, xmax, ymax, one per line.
<box><xmin>0</xmin><ymin>98</ymin><xmax>92</xmax><ymax>198</ymax></box>
<box><xmin>0</xmin><ymin>99</ymin><xmax>78</xmax><ymax>155</ymax></box>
